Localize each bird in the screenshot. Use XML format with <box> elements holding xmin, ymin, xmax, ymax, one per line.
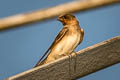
<box><xmin>34</xmin><ymin>13</ymin><xmax>84</xmax><ymax>67</ymax></box>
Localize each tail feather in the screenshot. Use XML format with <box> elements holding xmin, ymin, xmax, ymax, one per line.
<box><xmin>34</xmin><ymin>59</ymin><xmax>46</xmax><ymax>67</ymax></box>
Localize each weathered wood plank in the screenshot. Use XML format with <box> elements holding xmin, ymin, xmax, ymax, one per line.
<box><xmin>0</xmin><ymin>0</ymin><xmax>120</xmax><ymax>30</ymax></box>
<box><xmin>6</xmin><ymin>36</ymin><xmax>120</xmax><ymax>80</ymax></box>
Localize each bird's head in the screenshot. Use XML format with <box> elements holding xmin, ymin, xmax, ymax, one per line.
<box><xmin>57</xmin><ymin>13</ymin><xmax>78</xmax><ymax>25</ymax></box>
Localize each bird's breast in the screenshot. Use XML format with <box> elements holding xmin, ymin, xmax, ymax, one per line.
<box><xmin>51</xmin><ymin>33</ymin><xmax>80</xmax><ymax>58</ymax></box>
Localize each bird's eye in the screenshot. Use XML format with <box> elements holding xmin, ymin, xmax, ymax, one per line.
<box><xmin>63</xmin><ymin>16</ymin><xmax>68</xmax><ymax>19</ymax></box>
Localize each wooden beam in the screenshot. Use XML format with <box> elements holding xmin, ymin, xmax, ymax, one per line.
<box><xmin>6</xmin><ymin>36</ymin><xmax>120</xmax><ymax>80</ymax></box>
<box><xmin>0</xmin><ymin>0</ymin><xmax>120</xmax><ymax>31</ymax></box>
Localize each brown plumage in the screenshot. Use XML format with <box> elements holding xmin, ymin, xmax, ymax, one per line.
<box><xmin>34</xmin><ymin>13</ymin><xmax>84</xmax><ymax>67</ymax></box>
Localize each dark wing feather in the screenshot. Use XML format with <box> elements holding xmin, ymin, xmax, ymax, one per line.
<box><xmin>34</xmin><ymin>27</ymin><xmax>68</xmax><ymax>67</ymax></box>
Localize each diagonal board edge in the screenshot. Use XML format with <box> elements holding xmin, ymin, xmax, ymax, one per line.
<box><xmin>6</xmin><ymin>36</ymin><xmax>120</xmax><ymax>80</ymax></box>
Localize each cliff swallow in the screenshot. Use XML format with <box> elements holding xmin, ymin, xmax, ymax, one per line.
<box><xmin>34</xmin><ymin>13</ymin><xmax>84</xmax><ymax>67</ymax></box>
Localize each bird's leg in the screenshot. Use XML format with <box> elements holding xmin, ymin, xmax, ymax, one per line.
<box><xmin>72</xmin><ymin>52</ymin><xmax>77</xmax><ymax>73</ymax></box>
<box><xmin>68</xmin><ymin>54</ymin><xmax>72</xmax><ymax>79</ymax></box>
<box><xmin>68</xmin><ymin>52</ymin><xmax>77</xmax><ymax>80</ymax></box>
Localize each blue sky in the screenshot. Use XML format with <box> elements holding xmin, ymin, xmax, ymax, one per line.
<box><xmin>0</xmin><ymin>0</ymin><xmax>120</xmax><ymax>80</ymax></box>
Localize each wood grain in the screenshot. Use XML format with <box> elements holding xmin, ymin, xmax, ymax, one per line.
<box><xmin>6</xmin><ymin>36</ymin><xmax>120</xmax><ymax>80</ymax></box>
<box><xmin>0</xmin><ymin>0</ymin><xmax>120</xmax><ymax>30</ymax></box>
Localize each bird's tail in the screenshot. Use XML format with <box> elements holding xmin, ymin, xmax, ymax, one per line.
<box><xmin>34</xmin><ymin>59</ymin><xmax>46</xmax><ymax>68</ymax></box>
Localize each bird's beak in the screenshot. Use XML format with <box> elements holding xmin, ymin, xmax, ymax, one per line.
<box><xmin>57</xmin><ymin>18</ymin><xmax>59</xmax><ymax>21</ymax></box>
<box><xmin>57</xmin><ymin>17</ymin><xmax>62</xmax><ymax>22</ymax></box>
<box><xmin>57</xmin><ymin>17</ymin><xmax>60</xmax><ymax>21</ymax></box>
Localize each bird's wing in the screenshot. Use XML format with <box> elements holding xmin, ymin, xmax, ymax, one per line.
<box><xmin>34</xmin><ymin>27</ymin><xmax>68</xmax><ymax>67</ymax></box>
<box><xmin>51</xmin><ymin>27</ymin><xmax>69</xmax><ymax>49</ymax></box>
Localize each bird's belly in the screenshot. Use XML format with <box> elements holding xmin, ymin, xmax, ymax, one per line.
<box><xmin>51</xmin><ymin>34</ymin><xmax>80</xmax><ymax>58</ymax></box>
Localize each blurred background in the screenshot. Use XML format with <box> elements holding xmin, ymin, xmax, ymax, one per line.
<box><xmin>0</xmin><ymin>0</ymin><xmax>120</xmax><ymax>80</ymax></box>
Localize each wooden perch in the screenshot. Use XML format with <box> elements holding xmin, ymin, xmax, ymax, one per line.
<box><xmin>6</xmin><ymin>36</ymin><xmax>120</xmax><ymax>80</ymax></box>
<box><xmin>0</xmin><ymin>0</ymin><xmax>120</xmax><ymax>30</ymax></box>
